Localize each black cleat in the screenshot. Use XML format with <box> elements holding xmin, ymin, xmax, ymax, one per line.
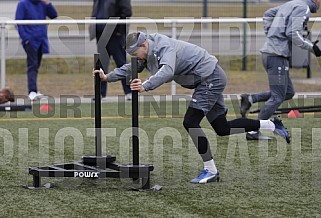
<box><xmin>240</xmin><ymin>94</ymin><xmax>252</xmax><ymax>118</ymax></box>
<box><xmin>246</xmin><ymin>131</ymin><xmax>272</xmax><ymax>141</ymax></box>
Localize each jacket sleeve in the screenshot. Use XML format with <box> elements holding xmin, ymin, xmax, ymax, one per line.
<box><xmin>286</xmin><ymin>6</ymin><xmax>313</xmax><ymax>51</ymax></box>
<box><xmin>115</xmin><ymin>0</ymin><xmax>132</xmax><ymax>34</ymax></box>
<box><xmin>119</xmin><ymin>0</ymin><xmax>132</xmax><ymax>18</ymax></box>
<box><xmin>106</xmin><ymin>60</ymin><xmax>145</xmax><ymax>82</ymax></box>
<box><xmin>142</xmin><ymin>47</ymin><xmax>176</xmax><ymax>91</ymax></box>
<box><xmin>46</xmin><ymin>2</ymin><xmax>58</xmax><ymax>19</ymax></box>
<box><xmin>91</xmin><ymin>0</ymin><xmax>98</xmax><ymax>17</ymax></box>
<box><xmin>107</xmin><ymin>63</ymin><xmax>131</xmax><ymax>82</ymax></box>
<box><xmin>263</xmin><ymin>6</ymin><xmax>279</xmax><ymax>35</ymax></box>
<box><xmin>15</xmin><ymin>2</ymin><xmax>28</xmax><ymax>43</ymax></box>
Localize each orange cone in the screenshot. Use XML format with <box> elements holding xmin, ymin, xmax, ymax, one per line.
<box><xmin>40</xmin><ymin>104</ymin><xmax>53</xmax><ymax>112</ymax></box>
<box><xmin>288</xmin><ymin>109</ymin><xmax>300</xmax><ymax>118</ymax></box>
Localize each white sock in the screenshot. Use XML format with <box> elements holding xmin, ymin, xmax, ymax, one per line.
<box><xmin>259</xmin><ymin>120</ymin><xmax>275</xmax><ymax>131</ymax></box>
<box><xmin>204</xmin><ymin>159</ymin><xmax>217</xmax><ymax>174</ymax></box>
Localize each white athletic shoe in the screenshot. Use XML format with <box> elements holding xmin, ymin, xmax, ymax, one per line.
<box><xmin>37</xmin><ymin>91</ymin><xmax>44</xmax><ymax>97</ymax></box>
<box><xmin>126</xmin><ymin>93</ymin><xmax>132</xmax><ymax>101</ymax></box>
<box><xmin>101</xmin><ymin>96</ymin><xmax>108</xmax><ymax>101</ymax></box>
<box><xmin>28</xmin><ymin>91</ymin><xmax>45</xmax><ymax>101</ymax></box>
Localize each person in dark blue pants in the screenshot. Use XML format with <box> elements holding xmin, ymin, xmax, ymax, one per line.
<box><xmin>96</xmin><ymin>31</ymin><xmax>132</xmax><ymax>100</ymax></box>
<box><xmin>90</xmin><ymin>0</ymin><xmax>132</xmax><ymax>100</ymax></box>
<box><xmin>15</xmin><ymin>0</ymin><xmax>57</xmax><ymax>100</ymax></box>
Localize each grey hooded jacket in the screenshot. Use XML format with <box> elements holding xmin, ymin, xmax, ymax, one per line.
<box><xmin>260</xmin><ymin>0</ymin><xmax>319</xmax><ymax>57</ymax></box>
<box><xmin>106</xmin><ymin>33</ymin><xmax>219</xmax><ymax>91</ymax></box>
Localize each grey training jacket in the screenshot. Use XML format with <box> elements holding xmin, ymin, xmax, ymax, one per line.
<box><xmin>260</xmin><ymin>0</ymin><xmax>318</xmax><ymax>57</ymax></box>
<box><xmin>106</xmin><ymin>33</ymin><xmax>218</xmax><ymax>91</ymax></box>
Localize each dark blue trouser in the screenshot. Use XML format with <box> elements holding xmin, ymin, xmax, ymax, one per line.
<box><xmin>23</xmin><ymin>43</ymin><xmax>43</xmax><ymax>94</ymax></box>
<box><xmin>96</xmin><ymin>31</ymin><xmax>131</xmax><ymax>97</ymax></box>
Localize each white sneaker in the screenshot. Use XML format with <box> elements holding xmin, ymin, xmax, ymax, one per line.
<box><xmin>28</xmin><ymin>91</ymin><xmax>45</xmax><ymax>101</ymax></box>
<box><xmin>28</xmin><ymin>91</ymin><xmax>38</xmax><ymax>100</ymax></box>
<box><xmin>37</xmin><ymin>91</ymin><xmax>44</xmax><ymax>97</ymax></box>
<box><xmin>126</xmin><ymin>93</ymin><xmax>132</xmax><ymax>101</ymax></box>
<box><xmin>101</xmin><ymin>96</ymin><xmax>108</xmax><ymax>101</ymax></box>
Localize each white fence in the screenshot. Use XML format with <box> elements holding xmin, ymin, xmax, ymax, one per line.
<box><xmin>1</xmin><ymin>18</ymin><xmax>321</xmax><ymax>94</ymax></box>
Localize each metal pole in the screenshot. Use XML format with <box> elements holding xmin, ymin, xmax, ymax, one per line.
<box><xmin>171</xmin><ymin>21</ymin><xmax>177</xmax><ymax>96</ymax></box>
<box><xmin>203</xmin><ymin>0</ymin><xmax>208</xmax><ymax>29</ymax></box>
<box><xmin>94</xmin><ymin>53</ymin><xmax>102</xmax><ymax>157</ymax></box>
<box><xmin>1</xmin><ymin>23</ymin><xmax>6</xmax><ymax>88</ymax></box>
<box><xmin>307</xmin><ymin>30</ymin><xmax>312</xmax><ymax>78</ymax></box>
<box><xmin>242</xmin><ymin>0</ymin><xmax>247</xmax><ymax>71</ymax></box>
<box><xmin>131</xmin><ymin>56</ymin><xmax>139</xmax><ymax>166</ymax></box>
<box><xmin>203</xmin><ymin>0</ymin><xmax>208</xmax><ymax>18</ymax></box>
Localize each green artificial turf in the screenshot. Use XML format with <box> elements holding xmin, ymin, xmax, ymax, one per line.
<box><xmin>0</xmin><ymin>99</ymin><xmax>321</xmax><ymax>217</ymax></box>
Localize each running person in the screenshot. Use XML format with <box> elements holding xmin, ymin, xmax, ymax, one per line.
<box><xmin>93</xmin><ymin>32</ymin><xmax>291</xmax><ymax>184</ymax></box>
<box><xmin>240</xmin><ymin>0</ymin><xmax>321</xmax><ymax>140</ymax></box>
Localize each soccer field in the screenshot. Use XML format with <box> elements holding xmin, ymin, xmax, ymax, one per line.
<box><xmin>0</xmin><ymin>99</ymin><xmax>321</xmax><ymax>217</ymax></box>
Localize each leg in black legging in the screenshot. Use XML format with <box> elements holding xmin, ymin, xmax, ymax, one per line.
<box><xmin>209</xmin><ymin>114</ymin><xmax>260</xmax><ymax>136</ymax></box>
<box><xmin>183</xmin><ymin>107</ymin><xmax>213</xmax><ymax>162</ymax></box>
